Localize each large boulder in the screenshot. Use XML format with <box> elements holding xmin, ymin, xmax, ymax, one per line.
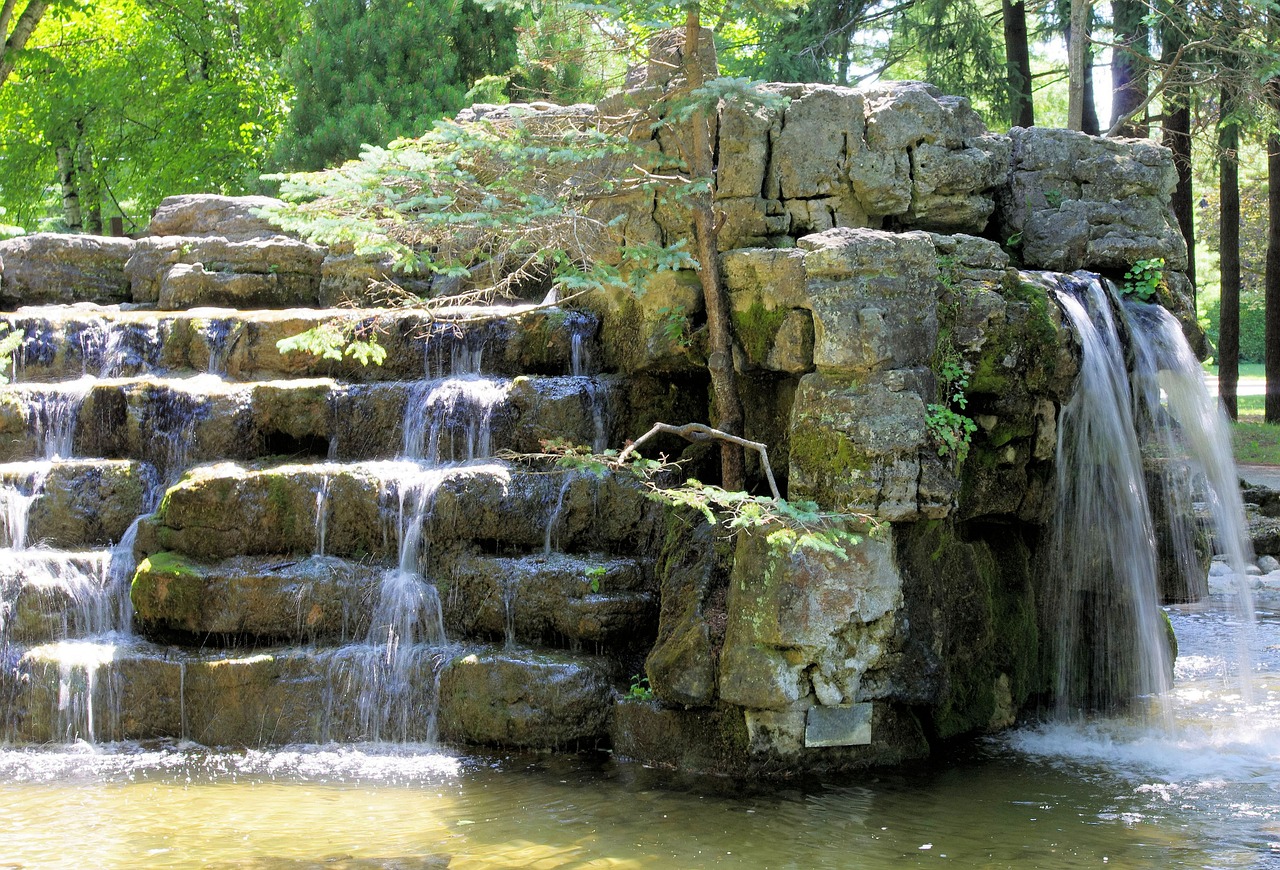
<box><xmin>146</xmin><ymin>194</ymin><xmax>286</xmax><ymax>241</ymax></box>
<box><xmin>996</xmin><ymin>127</ymin><xmax>1186</xmax><ymax>273</ymax></box>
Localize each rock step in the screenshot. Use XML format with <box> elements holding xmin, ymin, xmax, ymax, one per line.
<box><xmin>2</xmin><ymin>639</ymin><xmax>615</xmax><ymax>749</ymax></box>
<box><xmin>127</xmin><ymin>551</ymin><xmax>655</xmax><ymax>649</ymax></box>
<box><xmin>0</xmin><ymin>459</ymin><xmax>156</xmax><ymax>548</ymax></box>
<box><xmin>0</xmin><ymin>550</ymin><xmax>122</xmax><ymax>642</ymax></box>
<box><xmin>5</xmin><ymin>304</ymin><xmax>600</xmax><ymax>382</ymax></box>
<box><xmin>439</xmin><ymin>552</ymin><xmax>656</xmax><ymax>648</ymax></box>
<box><xmin>136</xmin><ymin>460</ymin><xmax>661</xmax><ymax>563</ymax></box>
<box><xmin>0</xmin><ymin>374</ymin><xmax>617</xmax><ymax>470</ymax></box>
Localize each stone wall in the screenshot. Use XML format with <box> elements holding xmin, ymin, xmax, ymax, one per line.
<box><xmin>0</xmin><ymin>75</ymin><xmax>1195</xmax><ymax>776</ymax></box>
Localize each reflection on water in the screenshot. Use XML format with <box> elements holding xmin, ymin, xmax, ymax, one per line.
<box><xmin>3</xmin><ymin>593</ymin><xmax>1280</xmax><ymax>869</ymax></box>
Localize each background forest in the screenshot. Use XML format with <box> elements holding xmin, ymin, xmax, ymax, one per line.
<box><xmin>1</xmin><ymin>0</ymin><xmax>1278</xmax><ymax>418</ymax></box>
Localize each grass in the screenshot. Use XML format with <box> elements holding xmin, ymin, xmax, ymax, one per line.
<box><xmin>1196</xmin><ymin>363</ymin><xmax>1280</xmax><ymax>464</ymax></box>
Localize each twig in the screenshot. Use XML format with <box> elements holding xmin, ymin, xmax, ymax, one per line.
<box><xmin>618</xmin><ymin>422</ymin><xmax>781</xmax><ymax>500</ymax></box>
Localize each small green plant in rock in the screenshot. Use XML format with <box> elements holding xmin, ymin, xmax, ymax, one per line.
<box><xmin>927</xmin><ymin>356</ymin><xmax>977</xmax><ymax>463</ymax></box>
<box><xmin>0</xmin><ymin>325</ymin><xmax>23</xmax><ymax>384</ymax></box>
<box><xmin>656</xmin><ymin>304</ymin><xmax>693</xmax><ymax>350</ymax></box>
<box><xmin>1121</xmin><ymin>257</ymin><xmax>1165</xmax><ymax>302</ymax></box>
<box><xmin>585</xmin><ymin>565</ymin><xmax>606</xmax><ymax>593</ymax></box>
<box><xmin>627</xmin><ymin>674</ymin><xmax>654</xmax><ymax>701</ymax></box>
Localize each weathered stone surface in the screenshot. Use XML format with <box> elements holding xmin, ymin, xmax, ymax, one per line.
<box><xmin>789</xmin><ymin>373</ymin><xmax>941</xmax><ymax>520</ymax></box>
<box><xmin>159</xmin><ymin>263</ymin><xmax>319</xmax><ymax>310</ymax></box>
<box><xmin>611</xmin><ymin>698</ymin><xmax>928</xmax><ymax>776</ymax></box>
<box><xmin>797</xmin><ymin>228</ymin><xmax>938</xmax><ymax>374</ymax></box>
<box><xmin>126</xmin><ymin>235</ymin><xmax>325</xmax><ymax>306</ymax></box>
<box><xmin>438</xmin><ymin>552</ymin><xmax>655</xmax><ymax>646</ymax></box>
<box><xmin>643</xmin><ymin>517</ymin><xmax>731</xmax><ymax>707</ymax></box>
<box><xmin>719</xmin><ymin>527</ymin><xmax>901</xmax><ymax>711</ymax></box>
<box><xmin>891</xmin><ymin>521</ymin><xmax>1041</xmax><ymax>736</ymax></box>
<box><xmin>0</xmin><ymin>551</ymin><xmax>114</xmax><ymax>642</ymax></box>
<box><xmin>147</xmin><ymin>194</ymin><xmax>285</xmax><ymax>241</ymax></box>
<box><xmin>772</xmin><ymin>86</ymin><xmax>865</xmax><ymax>201</ymax></box>
<box><xmin>437</xmin><ymin>648</ymin><xmax>614</xmax><ymax>748</ymax></box>
<box><xmin>131</xmin><ymin>553</ymin><xmax>380</xmax><ymax>641</ymax></box>
<box><xmin>0</xmin><ymin>234</ymin><xmax>136</xmax><ymax>307</ymax></box>
<box><xmin>138</xmin><ymin>462</ymin><xmax>661</xmax><ymax>562</ymax></box>
<box><xmin>997</xmin><ymin>127</ymin><xmax>1186</xmax><ymax>272</ymax></box>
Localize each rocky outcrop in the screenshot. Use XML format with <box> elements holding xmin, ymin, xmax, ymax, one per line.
<box><xmin>0</xmin><ymin>234</ymin><xmax>136</xmax><ymax>306</ymax></box>
<box><xmin>146</xmin><ymin>194</ymin><xmax>286</xmax><ymax>241</ymax></box>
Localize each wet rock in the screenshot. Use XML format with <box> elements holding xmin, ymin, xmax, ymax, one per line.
<box><xmin>131</xmin><ymin>553</ymin><xmax>380</xmax><ymax>642</ymax></box>
<box><xmin>0</xmin><ymin>234</ymin><xmax>136</xmax><ymax>307</ymax></box>
<box><xmin>436</xmin><ymin>647</ymin><xmax>614</xmax><ymax>748</ymax></box>
<box><xmin>718</xmin><ymin>526</ymin><xmax>900</xmax><ymax>711</ymax></box>
<box><xmin>644</xmin><ymin>517</ymin><xmax>730</xmax><ymax>707</ymax></box>
<box><xmin>0</xmin><ymin>551</ymin><xmax>114</xmax><ymax>642</ymax></box>
<box><xmin>438</xmin><ymin>551</ymin><xmax>655</xmax><ymax>647</ymax></box>
<box><xmin>0</xmin><ymin>459</ymin><xmax>155</xmax><ymax>548</ymax></box>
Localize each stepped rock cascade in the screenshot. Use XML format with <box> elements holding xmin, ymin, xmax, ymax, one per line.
<box><xmin>0</xmin><ymin>74</ymin><xmax>1241</xmax><ymax>775</ymax></box>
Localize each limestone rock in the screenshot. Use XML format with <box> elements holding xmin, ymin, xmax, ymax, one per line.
<box><xmin>437</xmin><ymin>552</ymin><xmax>656</xmax><ymax>647</ymax></box>
<box><xmin>789</xmin><ymin>372</ymin><xmax>941</xmax><ymax>520</ymax></box>
<box><xmin>997</xmin><ymin>127</ymin><xmax>1186</xmax><ymax>272</ymax></box>
<box><xmin>147</xmin><ymin>194</ymin><xmax>286</xmax><ymax>241</ymax></box>
<box><xmin>126</xmin><ymin>235</ymin><xmax>325</xmax><ymax>306</ymax></box>
<box><xmin>797</xmin><ymin>227</ymin><xmax>938</xmax><ymax>374</ymax></box>
<box><xmin>0</xmin><ymin>459</ymin><xmax>155</xmax><ymax>549</ymax></box>
<box><xmin>437</xmin><ymin>648</ymin><xmax>614</xmax><ymax>748</ymax></box>
<box><xmin>0</xmin><ymin>234</ymin><xmax>136</xmax><ymax>307</ymax></box>
<box><xmin>130</xmin><ymin>553</ymin><xmax>380</xmax><ymax>641</ymax></box>
<box><xmin>643</xmin><ymin>518</ymin><xmax>730</xmax><ymax>707</ymax></box>
<box><xmin>718</xmin><ymin>526</ymin><xmax>901</xmax><ymax>711</ymax></box>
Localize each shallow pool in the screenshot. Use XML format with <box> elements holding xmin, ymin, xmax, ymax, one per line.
<box><xmin>3</xmin><ymin>593</ymin><xmax>1279</xmax><ymax>869</ymax></box>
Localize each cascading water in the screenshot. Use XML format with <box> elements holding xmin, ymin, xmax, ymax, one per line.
<box><xmin>1046</xmin><ymin>273</ymin><xmax>1256</xmax><ymax>717</ymax></box>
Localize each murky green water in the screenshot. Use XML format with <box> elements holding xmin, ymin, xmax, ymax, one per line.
<box><xmin>4</xmin><ymin>593</ymin><xmax>1280</xmax><ymax>870</ymax></box>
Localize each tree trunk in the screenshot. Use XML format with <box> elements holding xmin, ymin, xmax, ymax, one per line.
<box><xmin>1082</xmin><ymin>37</ymin><xmax>1100</xmax><ymax>135</ymax></box>
<box><xmin>1110</xmin><ymin>0</ymin><xmax>1149</xmax><ymax>137</ymax></box>
<box><xmin>1267</xmin><ymin>79</ymin><xmax>1280</xmax><ymax>423</ymax></box>
<box><xmin>682</xmin><ymin>8</ymin><xmax>745</xmax><ymax>491</ymax></box>
<box><xmin>0</xmin><ymin>0</ymin><xmax>50</xmax><ymax>90</ymax></box>
<box><xmin>76</xmin><ymin>127</ymin><xmax>102</xmax><ymax>235</ymax></box>
<box><xmin>1219</xmin><ymin>91</ymin><xmax>1241</xmax><ymax>421</ymax></box>
<box><xmin>1002</xmin><ymin>0</ymin><xmax>1035</xmax><ymax>127</ymax></box>
<box><xmin>57</xmin><ymin>143</ymin><xmax>81</xmax><ymax>232</ymax></box>
<box><xmin>1161</xmin><ymin>7</ymin><xmax>1194</xmax><ymax>290</ymax></box>
<box><xmin>1067</xmin><ymin>0</ymin><xmax>1090</xmax><ymax>130</ymax></box>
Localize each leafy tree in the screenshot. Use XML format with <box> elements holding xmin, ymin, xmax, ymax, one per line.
<box><xmin>0</xmin><ymin>0</ymin><xmax>50</xmax><ymax>89</ymax></box>
<box><xmin>273</xmin><ymin>0</ymin><xmax>520</xmax><ymax>171</ymax></box>
<box><xmin>0</xmin><ymin>0</ymin><xmax>301</xmax><ymax>230</ymax></box>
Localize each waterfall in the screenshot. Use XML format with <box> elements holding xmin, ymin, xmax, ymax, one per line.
<box><xmin>1048</xmin><ymin>273</ymin><xmax>1255</xmax><ymax>715</ymax></box>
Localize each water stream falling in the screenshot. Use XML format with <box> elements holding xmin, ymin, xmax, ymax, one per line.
<box><xmin>1047</xmin><ymin>273</ymin><xmax>1257</xmax><ymax>718</ymax></box>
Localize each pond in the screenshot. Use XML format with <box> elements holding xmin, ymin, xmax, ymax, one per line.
<box><xmin>2</xmin><ymin>591</ymin><xmax>1278</xmax><ymax>870</ymax></box>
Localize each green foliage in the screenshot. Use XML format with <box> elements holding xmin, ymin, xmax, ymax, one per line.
<box><xmin>0</xmin><ymin>325</ymin><xmax>23</xmax><ymax>384</ymax></box>
<box><xmin>273</xmin><ymin>0</ymin><xmax>519</xmax><ymax>171</ymax></box>
<box><xmin>276</xmin><ymin>321</ymin><xmax>387</xmax><ymax>366</ymax></box>
<box><xmin>584</xmin><ymin>565</ymin><xmax>607</xmax><ymax>593</ymax></box>
<box><xmin>640</xmin><ymin>477</ymin><xmax>867</xmax><ymax>559</ymax></box>
<box><xmin>1121</xmin><ymin>257</ymin><xmax>1165</xmax><ymax>302</ymax></box>
<box><xmin>0</xmin><ymin>0</ymin><xmax>301</xmax><ymax>230</ymax></box>
<box><xmin>626</xmin><ymin>674</ymin><xmax>654</xmax><ymax>701</ymax></box>
<box><xmin>927</xmin><ymin>356</ymin><xmax>977</xmax><ymax>462</ymax></box>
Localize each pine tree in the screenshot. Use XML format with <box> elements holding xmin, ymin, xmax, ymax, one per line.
<box><xmin>274</xmin><ymin>0</ymin><xmax>519</xmax><ymax>171</ymax></box>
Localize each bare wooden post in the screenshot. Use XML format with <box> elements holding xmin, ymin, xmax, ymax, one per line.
<box><xmin>109</xmin><ymin>216</ymin><xmax>124</xmax><ymax>237</ymax></box>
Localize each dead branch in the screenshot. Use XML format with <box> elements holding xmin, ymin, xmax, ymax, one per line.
<box><xmin>618</xmin><ymin>422</ymin><xmax>781</xmax><ymax>500</ymax></box>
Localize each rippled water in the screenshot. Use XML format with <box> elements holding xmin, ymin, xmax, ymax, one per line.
<box><xmin>3</xmin><ymin>593</ymin><xmax>1280</xmax><ymax>869</ymax></box>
